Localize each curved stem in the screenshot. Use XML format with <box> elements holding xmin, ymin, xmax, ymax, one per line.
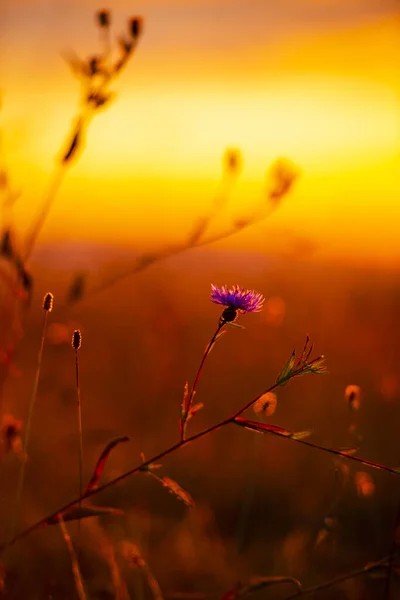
<box><xmin>13</xmin><ymin>310</ymin><xmax>48</xmax><ymax>537</ymax></box>
<box><xmin>75</xmin><ymin>201</ymin><xmax>277</xmax><ymax>304</ymax></box>
<box><xmin>75</xmin><ymin>348</ymin><xmax>84</xmax><ymax>554</ymax></box>
<box><xmin>3</xmin><ymin>376</ymin><xmax>282</xmax><ymax>551</ymax></box>
<box><xmin>181</xmin><ymin>321</ymin><xmax>225</xmax><ymax>441</ymax></box>
<box><xmin>5</xmin><ymin>372</ymin><xmax>400</xmax><ymax>552</ymax></box>
<box><xmin>58</xmin><ymin>514</ymin><xmax>87</xmax><ymax>600</ymax></box>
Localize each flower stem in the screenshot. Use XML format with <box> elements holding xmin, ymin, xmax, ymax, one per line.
<box><xmin>13</xmin><ymin>309</ymin><xmax>49</xmax><ymax>537</ymax></box>
<box><xmin>75</xmin><ymin>347</ymin><xmax>84</xmax><ymax>555</ymax></box>
<box><xmin>180</xmin><ymin>321</ymin><xmax>225</xmax><ymax>441</ymax></box>
<box><xmin>5</xmin><ymin>373</ymin><xmax>400</xmax><ymax>552</ymax></box>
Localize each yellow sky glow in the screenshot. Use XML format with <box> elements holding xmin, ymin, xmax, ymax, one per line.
<box><xmin>1</xmin><ymin>8</ymin><xmax>400</xmax><ymax>265</ymax></box>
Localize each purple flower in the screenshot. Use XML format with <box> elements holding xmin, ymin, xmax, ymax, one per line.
<box><xmin>211</xmin><ymin>284</ymin><xmax>264</xmax><ymax>322</ymax></box>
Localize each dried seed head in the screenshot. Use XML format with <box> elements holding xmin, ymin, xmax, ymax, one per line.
<box><xmin>129</xmin><ymin>16</ymin><xmax>143</xmax><ymax>38</ymax></box>
<box><xmin>223</xmin><ymin>148</ymin><xmax>242</xmax><ymax>174</ymax></box>
<box><xmin>72</xmin><ymin>329</ymin><xmax>82</xmax><ymax>350</ymax></box>
<box><xmin>62</xmin><ymin>126</ymin><xmax>81</xmax><ymax>164</ymax></box>
<box><xmin>43</xmin><ymin>292</ymin><xmax>54</xmax><ymax>312</ymax></box>
<box><xmin>97</xmin><ymin>9</ymin><xmax>110</xmax><ymax>27</ymax></box>
<box><xmin>266</xmin><ymin>157</ymin><xmax>300</xmax><ymax>204</ymax></box>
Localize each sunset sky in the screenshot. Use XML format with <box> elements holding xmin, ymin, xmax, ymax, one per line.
<box><xmin>1</xmin><ymin>0</ymin><xmax>399</xmax><ymax>265</ymax></box>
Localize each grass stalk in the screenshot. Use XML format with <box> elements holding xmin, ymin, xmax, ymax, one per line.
<box><xmin>58</xmin><ymin>513</ymin><xmax>88</xmax><ymax>600</ymax></box>
<box><xmin>13</xmin><ymin>294</ymin><xmax>53</xmax><ymax>537</ymax></box>
<box><xmin>72</xmin><ymin>330</ymin><xmax>84</xmax><ymax>555</ymax></box>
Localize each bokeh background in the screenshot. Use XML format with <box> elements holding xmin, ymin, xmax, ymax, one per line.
<box><xmin>1</xmin><ymin>0</ymin><xmax>400</xmax><ymax>598</ymax></box>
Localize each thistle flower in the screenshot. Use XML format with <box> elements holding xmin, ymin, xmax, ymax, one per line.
<box><xmin>211</xmin><ymin>284</ymin><xmax>264</xmax><ymax>322</ymax></box>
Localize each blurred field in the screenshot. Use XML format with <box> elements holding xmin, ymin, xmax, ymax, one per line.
<box><xmin>2</xmin><ymin>1</ymin><xmax>400</xmax><ymax>597</ymax></box>
<box><xmin>1</xmin><ymin>246</ymin><xmax>400</xmax><ymax>598</ymax></box>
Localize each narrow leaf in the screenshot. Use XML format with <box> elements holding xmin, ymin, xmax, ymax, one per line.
<box><xmin>276</xmin><ymin>350</ymin><xmax>295</xmax><ymax>386</ymax></box>
<box><xmin>187</xmin><ymin>402</ymin><xmax>204</xmax><ymax>420</ymax></box>
<box><xmin>291</xmin><ymin>430</ymin><xmax>312</xmax><ymax>440</ymax></box>
<box><xmin>337</xmin><ymin>446</ymin><xmax>359</xmax><ymax>456</ymax></box>
<box><xmin>234</xmin><ymin>417</ymin><xmax>293</xmax><ymax>437</ymax></box>
<box><xmin>227</xmin><ymin>322</ymin><xmax>245</xmax><ymax>329</ymax></box>
<box><xmin>181</xmin><ymin>382</ymin><xmax>189</xmax><ymax>418</ymax></box>
<box><xmin>43</xmin><ymin>505</ymin><xmax>124</xmax><ymax>526</ymax></box>
<box><xmin>84</xmin><ymin>436</ymin><xmax>130</xmax><ymax>494</ymax></box>
<box><xmin>235</xmin><ymin>419</ymin><xmax>400</xmax><ymax>476</ymax></box>
<box><xmin>162</xmin><ymin>477</ymin><xmax>194</xmax><ymax>507</ymax></box>
<box><xmin>62</xmin><ymin>125</ymin><xmax>82</xmax><ymax>164</ymax></box>
<box><xmin>208</xmin><ymin>330</ymin><xmax>226</xmax><ymax>354</ymax></box>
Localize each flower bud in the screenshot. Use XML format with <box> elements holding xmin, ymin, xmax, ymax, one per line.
<box><xmin>129</xmin><ymin>16</ymin><xmax>143</xmax><ymax>38</ymax></box>
<box><xmin>220</xmin><ymin>306</ymin><xmax>237</xmax><ymax>323</ymax></box>
<box><xmin>97</xmin><ymin>10</ymin><xmax>110</xmax><ymax>28</ymax></box>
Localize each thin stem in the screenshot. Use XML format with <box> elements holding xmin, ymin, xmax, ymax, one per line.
<box><xmin>3</xmin><ymin>378</ymin><xmax>281</xmax><ymax>550</ymax></box>
<box><xmin>58</xmin><ymin>513</ymin><xmax>88</xmax><ymax>600</ymax></box>
<box><xmin>284</xmin><ymin>553</ymin><xmax>398</xmax><ymax>599</ymax></box>
<box><xmin>75</xmin><ymin>348</ymin><xmax>84</xmax><ymax>554</ymax></box>
<box><xmin>100</xmin><ymin>27</ymin><xmax>111</xmax><ymax>63</ymax></box>
<box><xmin>23</xmin><ymin>26</ymin><xmax>141</xmax><ymax>262</ymax></box>
<box><xmin>75</xmin><ymin>199</ymin><xmax>278</xmax><ymax>304</ymax></box>
<box><xmin>185</xmin><ymin>169</ymin><xmax>238</xmax><ymax>246</ymax></box>
<box><xmin>23</xmin><ymin>106</ymin><xmax>94</xmax><ymax>262</ymax></box>
<box><xmin>13</xmin><ymin>309</ymin><xmax>48</xmax><ymax>537</ymax></box>
<box><xmin>5</xmin><ymin>374</ymin><xmax>400</xmax><ymax>552</ymax></box>
<box><xmin>383</xmin><ymin>497</ymin><xmax>400</xmax><ymax>599</ymax></box>
<box><xmin>181</xmin><ymin>322</ymin><xmax>225</xmax><ymax>441</ymax></box>
<box><xmin>23</xmin><ymin>166</ymin><xmax>65</xmax><ymax>261</ymax></box>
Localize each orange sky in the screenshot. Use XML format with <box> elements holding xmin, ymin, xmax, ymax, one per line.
<box><xmin>1</xmin><ymin>0</ymin><xmax>400</xmax><ymax>265</ymax></box>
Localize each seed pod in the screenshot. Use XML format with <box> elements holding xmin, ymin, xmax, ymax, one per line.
<box><xmin>72</xmin><ymin>329</ymin><xmax>82</xmax><ymax>350</ymax></box>
<box><xmin>97</xmin><ymin>10</ymin><xmax>110</xmax><ymax>28</ymax></box>
<box><xmin>43</xmin><ymin>292</ymin><xmax>54</xmax><ymax>312</ymax></box>
<box><xmin>223</xmin><ymin>148</ymin><xmax>242</xmax><ymax>174</ymax></box>
<box><xmin>129</xmin><ymin>16</ymin><xmax>143</xmax><ymax>38</ymax></box>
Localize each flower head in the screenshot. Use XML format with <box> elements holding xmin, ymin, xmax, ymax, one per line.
<box><xmin>211</xmin><ymin>284</ymin><xmax>264</xmax><ymax>322</ymax></box>
<box><xmin>72</xmin><ymin>329</ymin><xmax>82</xmax><ymax>350</ymax></box>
